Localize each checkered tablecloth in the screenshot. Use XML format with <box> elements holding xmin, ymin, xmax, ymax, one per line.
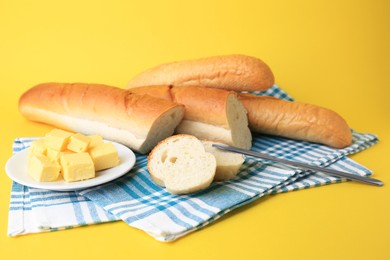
<box><xmin>8</xmin><ymin>85</ymin><xmax>379</xmax><ymax>241</ymax></box>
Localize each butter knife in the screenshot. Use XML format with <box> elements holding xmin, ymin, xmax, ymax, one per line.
<box><xmin>212</xmin><ymin>144</ymin><xmax>383</xmax><ymax>186</ymax></box>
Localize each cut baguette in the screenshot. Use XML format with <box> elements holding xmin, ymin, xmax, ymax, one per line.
<box><xmin>128</xmin><ymin>54</ymin><xmax>275</xmax><ymax>92</ymax></box>
<box><xmin>18</xmin><ymin>83</ymin><xmax>185</xmax><ymax>154</ymax></box>
<box><xmin>148</xmin><ymin>135</ymin><xmax>216</xmax><ymax>194</ymax></box>
<box><xmin>129</xmin><ymin>85</ymin><xmax>252</xmax><ymax>149</ymax></box>
<box><xmin>238</xmin><ymin>94</ymin><xmax>352</xmax><ymax>148</ymax></box>
<box><xmin>128</xmin><ymin>85</ymin><xmax>352</xmax><ymax>149</ymax></box>
<box><xmin>202</xmin><ymin>141</ymin><xmax>245</xmax><ymax>181</ymax></box>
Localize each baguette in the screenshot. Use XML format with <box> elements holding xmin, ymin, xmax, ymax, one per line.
<box><xmin>129</xmin><ymin>85</ymin><xmax>252</xmax><ymax>149</ymax></box>
<box><xmin>18</xmin><ymin>83</ymin><xmax>185</xmax><ymax>154</ymax></box>
<box><xmin>129</xmin><ymin>85</ymin><xmax>352</xmax><ymax>148</ymax></box>
<box><xmin>238</xmin><ymin>94</ymin><xmax>352</xmax><ymax>148</ymax></box>
<box><xmin>128</xmin><ymin>54</ymin><xmax>274</xmax><ymax>92</ymax></box>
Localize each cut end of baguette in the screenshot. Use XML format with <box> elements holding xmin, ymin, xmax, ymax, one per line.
<box><xmin>147</xmin><ymin>134</ymin><xmax>216</xmax><ymax>194</ymax></box>
<box><xmin>226</xmin><ymin>94</ymin><xmax>252</xmax><ymax>149</ymax></box>
<box><xmin>139</xmin><ymin>107</ymin><xmax>185</xmax><ymax>153</ymax></box>
<box><xmin>174</xmin><ymin>92</ymin><xmax>252</xmax><ymax>150</ymax></box>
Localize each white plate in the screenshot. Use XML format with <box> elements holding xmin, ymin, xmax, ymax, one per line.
<box><xmin>5</xmin><ymin>141</ymin><xmax>136</xmax><ymax>191</ymax></box>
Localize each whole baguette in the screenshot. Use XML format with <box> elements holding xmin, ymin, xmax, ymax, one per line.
<box><xmin>129</xmin><ymin>85</ymin><xmax>352</xmax><ymax>148</ymax></box>
<box><xmin>19</xmin><ymin>83</ymin><xmax>185</xmax><ymax>154</ymax></box>
<box><xmin>238</xmin><ymin>94</ymin><xmax>352</xmax><ymax>148</ymax></box>
<box><xmin>128</xmin><ymin>54</ymin><xmax>274</xmax><ymax>92</ymax></box>
<box><xmin>129</xmin><ymin>85</ymin><xmax>252</xmax><ymax>149</ymax></box>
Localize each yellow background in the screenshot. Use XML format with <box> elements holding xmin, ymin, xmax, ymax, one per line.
<box><xmin>1</xmin><ymin>0</ymin><xmax>389</xmax><ymax>259</ymax></box>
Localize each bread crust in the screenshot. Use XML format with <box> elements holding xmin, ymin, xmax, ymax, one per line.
<box><xmin>127</xmin><ymin>54</ymin><xmax>274</xmax><ymax>91</ymax></box>
<box><xmin>238</xmin><ymin>94</ymin><xmax>352</xmax><ymax>148</ymax></box>
<box><xmin>171</xmin><ymin>86</ymin><xmax>233</xmax><ymax>127</ymax></box>
<box><xmin>129</xmin><ymin>85</ymin><xmax>234</xmax><ymax>127</ymax></box>
<box><xmin>19</xmin><ymin>83</ymin><xmax>185</xmax><ymax>153</ymax></box>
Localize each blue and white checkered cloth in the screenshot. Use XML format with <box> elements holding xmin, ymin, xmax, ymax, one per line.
<box><xmin>7</xmin><ymin>85</ymin><xmax>379</xmax><ymax>241</ymax></box>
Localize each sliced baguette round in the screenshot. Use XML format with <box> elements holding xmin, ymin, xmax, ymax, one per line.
<box><xmin>163</xmin><ymin>153</ymin><xmax>216</xmax><ymax>194</ymax></box>
<box><xmin>202</xmin><ymin>141</ymin><xmax>245</xmax><ymax>181</ymax></box>
<box><xmin>148</xmin><ymin>135</ymin><xmax>216</xmax><ymax>194</ymax></box>
<box><xmin>128</xmin><ymin>54</ymin><xmax>275</xmax><ymax>92</ymax></box>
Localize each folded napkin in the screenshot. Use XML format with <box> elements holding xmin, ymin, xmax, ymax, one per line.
<box><xmin>8</xmin><ymin>85</ymin><xmax>379</xmax><ymax>241</ymax></box>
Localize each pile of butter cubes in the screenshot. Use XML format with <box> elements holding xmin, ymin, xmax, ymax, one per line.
<box><xmin>28</xmin><ymin>129</ymin><xmax>120</xmax><ymax>182</ymax></box>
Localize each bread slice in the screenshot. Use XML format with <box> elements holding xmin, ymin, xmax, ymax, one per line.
<box><xmin>148</xmin><ymin>135</ymin><xmax>216</xmax><ymax>194</ymax></box>
<box><xmin>202</xmin><ymin>141</ymin><xmax>245</xmax><ymax>181</ymax></box>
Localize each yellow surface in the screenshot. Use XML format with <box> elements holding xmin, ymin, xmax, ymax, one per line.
<box><xmin>1</xmin><ymin>0</ymin><xmax>389</xmax><ymax>259</ymax></box>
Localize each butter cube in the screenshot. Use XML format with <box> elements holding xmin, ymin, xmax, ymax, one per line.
<box><xmin>28</xmin><ymin>154</ymin><xmax>61</xmax><ymax>182</ymax></box>
<box><xmin>89</xmin><ymin>142</ymin><xmax>119</xmax><ymax>171</ymax></box>
<box><xmin>28</xmin><ymin>139</ymin><xmax>47</xmax><ymax>157</ymax></box>
<box><xmin>60</xmin><ymin>153</ymin><xmax>95</xmax><ymax>182</ymax></box>
<box><xmin>88</xmin><ymin>134</ymin><xmax>104</xmax><ymax>149</ymax></box>
<box><xmin>46</xmin><ymin>148</ymin><xmax>72</xmax><ymax>164</ymax></box>
<box><xmin>67</xmin><ymin>133</ymin><xmax>90</xmax><ymax>153</ymax></box>
<box><xmin>45</xmin><ymin>129</ymin><xmax>74</xmax><ymax>151</ymax></box>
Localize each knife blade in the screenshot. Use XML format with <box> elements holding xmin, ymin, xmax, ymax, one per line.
<box><xmin>212</xmin><ymin>144</ymin><xmax>383</xmax><ymax>186</ymax></box>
